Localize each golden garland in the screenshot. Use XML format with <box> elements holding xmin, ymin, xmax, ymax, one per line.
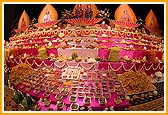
<box><xmin>83</xmin><ymin>30</ymin><xmax>92</xmax><ymax>35</ymax></box>
<box><xmin>75</xmin><ymin>30</ymin><xmax>82</xmax><ymax>36</ymax></box>
<box><xmin>126</xmin><ymin>32</ymin><xmax>131</xmax><ymax>37</ymax></box>
<box><xmin>67</xmin><ymin>62</ymin><xmax>79</xmax><ymax>67</ymax></box>
<box><xmin>159</xmin><ymin>63</ymin><xmax>164</xmax><ymax>70</ymax></box>
<box><xmin>152</xmin><ymin>63</ymin><xmax>160</xmax><ymax>71</ymax></box>
<box><xmin>101</xmin><ymin>29</ymin><xmax>108</xmax><ymax>34</ymax></box>
<box><xmin>122</xmin><ymin>63</ymin><xmax>136</xmax><ymax>71</ymax></box>
<box><xmin>144</xmin><ymin>63</ymin><xmax>153</xmax><ymax>71</ymax></box>
<box><xmin>110</xmin><ymin>30</ymin><xmax>117</xmax><ymax>36</ymax></box>
<box><xmin>43</xmin><ymin>61</ymin><xmax>54</xmax><ymax>67</ymax></box>
<box><xmin>139</xmin><ymin>63</ymin><xmax>146</xmax><ymax>71</ymax></box>
<box><xmin>79</xmin><ymin>63</ymin><xmax>95</xmax><ymax>70</ymax></box>
<box><xmin>108</xmin><ymin>63</ymin><xmax>123</xmax><ymax>71</ymax></box>
<box><xmin>118</xmin><ymin>31</ymin><xmax>124</xmax><ymax>36</ymax></box>
<box><xmin>54</xmin><ymin>62</ymin><xmax>66</xmax><ymax>68</ymax></box>
<box><xmin>34</xmin><ymin>60</ymin><xmax>43</xmax><ymax>67</ymax></box>
<box><xmin>92</xmin><ymin>29</ymin><xmax>100</xmax><ymax>34</ymax></box>
<box><xmin>26</xmin><ymin>59</ymin><xmax>35</xmax><ymax>66</ymax></box>
<box><xmin>9</xmin><ymin>58</ymin><xmax>15</xmax><ymax>63</ymax></box>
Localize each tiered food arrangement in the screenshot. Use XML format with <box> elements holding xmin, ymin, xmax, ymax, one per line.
<box><xmin>5</xmin><ymin>4</ymin><xmax>164</xmax><ymax>111</ymax></box>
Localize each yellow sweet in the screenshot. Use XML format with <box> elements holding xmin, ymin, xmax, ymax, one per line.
<box><xmin>108</xmin><ymin>47</ymin><xmax>120</xmax><ymax>62</ymax></box>
<box><xmin>38</xmin><ymin>46</ymin><xmax>48</xmax><ymax>60</ymax></box>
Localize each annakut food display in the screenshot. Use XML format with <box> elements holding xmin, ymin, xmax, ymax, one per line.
<box><xmin>4</xmin><ymin>4</ymin><xmax>164</xmax><ymax>111</ymax></box>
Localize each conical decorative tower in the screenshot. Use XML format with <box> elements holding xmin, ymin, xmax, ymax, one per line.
<box><xmin>18</xmin><ymin>10</ymin><xmax>30</xmax><ymax>29</ymax></box>
<box><xmin>114</xmin><ymin>4</ymin><xmax>137</xmax><ymax>23</ymax></box>
<box><xmin>145</xmin><ymin>9</ymin><xmax>161</xmax><ymax>33</ymax></box>
<box><xmin>38</xmin><ymin>4</ymin><xmax>58</xmax><ymax>23</ymax></box>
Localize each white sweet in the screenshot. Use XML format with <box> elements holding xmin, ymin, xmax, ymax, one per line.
<box><xmin>155</xmin><ymin>71</ymin><xmax>162</xmax><ymax>78</ymax></box>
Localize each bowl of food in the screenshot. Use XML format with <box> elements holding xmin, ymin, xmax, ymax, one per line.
<box><xmin>44</xmin><ymin>99</ymin><xmax>51</xmax><ymax>107</ymax></box>
<box><xmin>34</xmin><ymin>89</ymin><xmax>40</xmax><ymax>95</ymax></box>
<box><xmin>98</xmin><ymin>97</ymin><xmax>107</xmax><ymax>105</ymax></box>
<box><xmin>115</xmin><ymin>98</ymin><xmax>122</xmax><ymax>105</ymax></box>
<box><xmin>25</xmin><ymin>87</ymin><xmax>31</xmax><ymax>92</ymax></box>
<box><xmin>115</xmin><ymin>87</ymin><xmax>121</xmax><ymax>92</ymax></box>
<box><xmin>69</xmin><ymin>96</ymin><xmax>77</xmax><ymax>103</ymax></box>
<box><xmin>103</xmin><ymin>88</ymin><xmax>108</xmax><ymax>92</ymax></box>
<box><xmin>64</xmin><ymin>87</ymin><xmax>70</xmax><ymax>93</ymax></box>
<box><xmin>84</xmin><ymin>88</ymin><xmax>89</xmax><ymax>93</ymax></box>
<box><xmin>34</xmin><ymin>104</ymin><xmax>41</xmax><ymax>111</ymax></box>
<box><xmin>62</xmin><ymin>91</ymin><xmax>68</xmax><ymax>97</ymax></box>
<box><xmin>77</xmin><ymin>88</ymin><xmax>83</xmax><ymax>92</ymax></box>
<box><xmin>95</xmin><ymin>94</ymin><xmax>102</xmax><ymax>99</ymax></box>
<box><xmin>90</xmin><ymin>88</ymin><xmax>95</xmax><ymax>93</ymax></box>
<box><xmin>56</xmin><ymin>94</ymin><xmax>63</xmax><ymax>101</ymax></box>
<box><xmin>97</xmin><ymin>89</ymin><xmax>102</xmax><ymax>94</ymax></box>
<box><xmin>52</xmin><ymin>89</ymin><xmax>60</xmax><ymax>95</ymax></box>
<box><xmin>71</xmin><ymin>87</ymin><xmax>77</xmax><ymax>92</ymax></box>
<box><xmin>114</xmin><ymin>81</ymin><xmax>120</xmax><ymax>85</ymax></box>
<box><xmin>57</xmin><ymin>101</ymin><xmax>64</xmax><ymax>110</ymax></box>
<box><xmin>78</xmin><ymin>92</ymin><xmax>85</xmax><ymax>98</ymax></box>
<box><xmin>40</xmin><ymin>86</ymin><xmax>46</xmax><ymax>92</ymax></box>
<box><xmin>117</xmin><ymin>91</ymin><xmax>122</xmax><ymax>96</ymax></box>
<box><xmin>87</xmin><ymin>93</ymin><xmax>94</xmax><ymax>99</ymax></box>
<box><xmin>104</xmin><ymin>93</ymin><xmax>110</xmax><ymax>99</ymax></box>
<box><xmin>83</xmin><ymin>97</ymin><xmax>91</xmax><ymax>105</ymax></box>
<box><xmin>70</xmin><ymin>103</ymin><xmax>79</xmax><ymax>111</ymax></box>
<box><xmin>43</xmin><ymin>91</ymin><xmax>51</xmax><ymax>98</ymax></box>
